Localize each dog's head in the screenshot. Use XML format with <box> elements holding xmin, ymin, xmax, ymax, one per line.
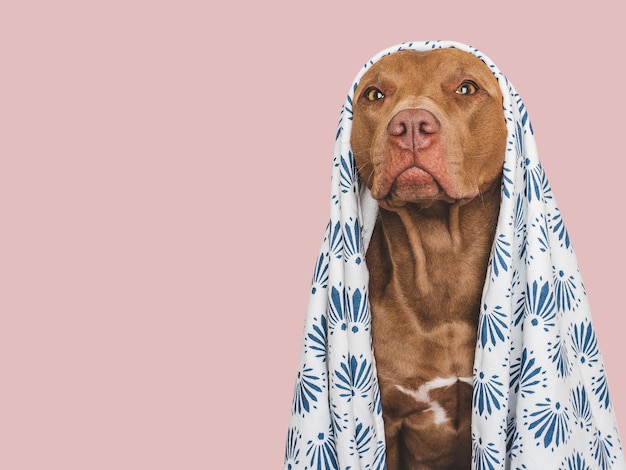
<box><xmin>351</xmin><ymin>49</ymin><xmax>507</xmax><ymax>208</ymax></box>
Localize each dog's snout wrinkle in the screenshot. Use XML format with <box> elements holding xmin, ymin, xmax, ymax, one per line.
<box><xmin>387</xmin><ymin>108</ymin><xmax>440</xmax><ymax>151</ymax></box>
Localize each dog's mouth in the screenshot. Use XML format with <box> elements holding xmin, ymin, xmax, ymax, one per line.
<box><xmin>394</xmin><ymin>166</ymin><xmax>438</xmax><ymax>189</ymax></box>
<box><xmin>370</xmin><ymin>159</ymin><xmax>482</xmax><ymax>206</ymax></box>
<box><xmin>374</xmin><ymin>165</ymin><xmax>445</xmax><ymax>204</ymax></box>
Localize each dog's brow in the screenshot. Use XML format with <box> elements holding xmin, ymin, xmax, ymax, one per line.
<box><xmin>359</xmin><ymin>74</ymin><xmax>395</xmax><ymax>94</ymax></box>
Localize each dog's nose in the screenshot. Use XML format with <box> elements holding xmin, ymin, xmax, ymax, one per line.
<box><xmin>387</xmin><ymin>109</ymin><xmax>440</xmax><ymax>150</ymax></box>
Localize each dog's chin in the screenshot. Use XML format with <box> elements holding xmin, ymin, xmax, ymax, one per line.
<box><xmin>394</xmin><ymin>167</ymin><xmax>440</xmax><ymax>197</ymax></box>
<box><xmin>372</xmin><ymin>167</ymin><xmax>484</xmax><ymax>208</ymax></box>
<box><xmin>374</xmin><ymin>167</ymin><xmax>450</xmax><ymax>207</ymax></box>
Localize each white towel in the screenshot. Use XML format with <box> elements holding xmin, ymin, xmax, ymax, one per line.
<box><xmin>285</xmin><ymin>40</ymin><xmax>625</xmax><ymax>470</ymax></box>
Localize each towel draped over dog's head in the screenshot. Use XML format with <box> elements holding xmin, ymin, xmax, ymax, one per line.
<box><xmin>285</xmin><ymin>41</ymin><xmax>625</xmax><ymax>470</ymax></box>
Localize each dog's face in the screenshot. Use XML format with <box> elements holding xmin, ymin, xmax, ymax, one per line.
<box><xmin>351</xmin><ymin>49</ymin><xmax>507</xmax><ymax>208</ymax></box>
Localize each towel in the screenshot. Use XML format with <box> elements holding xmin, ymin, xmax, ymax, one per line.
<box><xmin>284</xmin><ymin>40</ymin><xmax>625</xmax><ymax>470</ymax></box>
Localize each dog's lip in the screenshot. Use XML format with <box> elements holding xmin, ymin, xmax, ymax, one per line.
<box><xmin>373</xmin><ymin>165</ymin><xmax>440</xmax><ymax>199</ymax></box>
<box><xmin>398</xmin><ymin>165</ymin><xmax>433</xmax><ymax>180</ymax></box>
<box><xmin>395</xmin><ymin>166</ymin><xmax>439</xmax><ymax>190</ymax></box>
<box><xmin>375</xmin><ymin>165</ymin><xmax>480</xmax><ymax>203</ymax></box>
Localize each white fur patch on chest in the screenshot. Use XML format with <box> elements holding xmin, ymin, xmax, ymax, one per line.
<box><xmin>395</xmin><ymin>376</ymin><xmax>472</xmax><ymax>425</ymax></box>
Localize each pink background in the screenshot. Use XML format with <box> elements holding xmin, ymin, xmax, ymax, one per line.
<box><xmin>2</xmin><ymin>1</ymin><xmax>624</xmax><ymax>468</ymax></box>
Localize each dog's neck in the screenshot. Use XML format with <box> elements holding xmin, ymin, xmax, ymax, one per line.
<box><xmin>366</xmin><ymin>185</ymin><xmax>501</xmax><ymax>327</ymax></box>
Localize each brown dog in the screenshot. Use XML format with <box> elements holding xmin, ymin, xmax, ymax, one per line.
<box><xmin>351</xmin><ymin>49</ymin><xmax>507</xmax><ymax>469</ymax></box>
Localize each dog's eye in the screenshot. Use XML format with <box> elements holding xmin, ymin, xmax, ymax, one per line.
<box><xmin>365</xmin><ymin>87</ymin><xmax>385</xmax><ymax>101</ymax></box>
<box><xmin>455</xmin><ymin>81</ymin><xmax>478</xmax><ymax>95</ymax></box>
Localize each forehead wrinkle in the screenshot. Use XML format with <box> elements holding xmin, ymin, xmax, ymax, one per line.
<box><xmin>362</xmin><ymin>70</ymin><xmax>396</xmax><ymax>89</ymax></box>
<box><xmin>422</xmin><ymin>54</ymin><xmax>499</xmax><ymax>93</ymax></box>
<box><xmin>357</xmin><ymin>66</ymin><xmax>403</xmax><ymax>96</ymax></box>
<box><xmin>358</xmin><ymin>49</ymin><xmax>500</xmax><ymax>98</ymax></box>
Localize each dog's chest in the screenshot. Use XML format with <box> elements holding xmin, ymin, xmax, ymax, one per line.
<box><xmin>364</xmin><ymin>214</ymin><xmax>489</xmax><ymax>468</ymax></box>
